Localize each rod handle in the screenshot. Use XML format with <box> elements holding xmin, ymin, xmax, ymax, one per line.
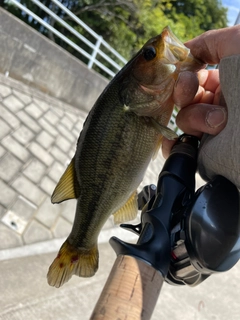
<box><xmin>90</xmin><ymin>255</ymin><xmax>163</xmax><ymax>320</ymax></box>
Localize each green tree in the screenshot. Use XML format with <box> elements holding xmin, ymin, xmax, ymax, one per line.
<box><xmin>162</xmin><ymin>0</ymin><xmax>228</xmax><ymax>38</ymax></box>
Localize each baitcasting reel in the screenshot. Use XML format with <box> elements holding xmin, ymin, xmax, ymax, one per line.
<box><xmin>111</xmin><ymin>135</ymin><xmax>240</xmax><ymax>287</ymax></box>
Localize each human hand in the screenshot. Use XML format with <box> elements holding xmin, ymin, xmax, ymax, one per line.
<box><xmin>162</xmin><ymin>25</ymin><xmax>240</xmax><ymax>158</ymax></box>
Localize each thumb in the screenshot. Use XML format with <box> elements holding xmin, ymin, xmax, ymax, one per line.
<box><xmin>176</xmin><ymin>103</ymin><xmax>227</xmax><ymax>137</ymax></box>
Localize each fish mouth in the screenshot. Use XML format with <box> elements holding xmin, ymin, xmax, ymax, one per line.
<box><xmin>138</xmin><ymin>27</ymin><xmax>205</xmax><ymax>95</ymax></box>
<box><xmin>161</xmin><ymin>26</ymin><xmax>204</xmax><ymax>71</ymax></box>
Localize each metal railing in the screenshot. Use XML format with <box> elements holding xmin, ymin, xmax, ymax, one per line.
<box><xmin>8</xmin><ymin>0</ymin><xmax>127</xmax><ymax>78</ymax></box>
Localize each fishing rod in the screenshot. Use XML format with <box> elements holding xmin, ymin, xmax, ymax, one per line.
<box><xmin>90</xmin><ymin>134</ymin><xmax>240</xmax><ymax>320</ymax></box>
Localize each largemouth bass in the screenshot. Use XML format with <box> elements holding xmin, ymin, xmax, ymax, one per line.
<box><xmin>47</xmin><ymin>27</ymin><xmax>202</xmax><ymax>288</ymax></box>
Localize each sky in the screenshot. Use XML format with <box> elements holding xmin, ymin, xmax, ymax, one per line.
<box><xmin>222</xmin><ymin>0</ymin><xmax>240</xmax><ymax>25</ymax></box>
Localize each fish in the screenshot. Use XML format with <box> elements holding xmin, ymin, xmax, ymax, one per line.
<box><xmin>47</xmin><ymin>26</ymin><xmax>202</xmax><ymax>288</ymax></box>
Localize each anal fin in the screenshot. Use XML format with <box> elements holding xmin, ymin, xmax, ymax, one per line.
<box><xmin>51</xmin><ymin>157</ymin><xmax>80</xmax><ymax>204</ymax></box>
<box><xmin>113</xmin><ymin>191</ymin><xmax>138</xmax><ymax>224</ymax></box>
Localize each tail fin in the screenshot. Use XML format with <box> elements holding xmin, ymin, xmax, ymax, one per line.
<box><xmin>47</xmin><ymin>240</ymin><xmax>99</xmax><ymax>288</ymax></box>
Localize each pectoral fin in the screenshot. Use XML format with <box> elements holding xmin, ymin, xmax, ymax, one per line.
<box><xmin>113</xmin><ymin>191</ymin><xmax>138</xmax><ymax>224</ymax></box>
<box><xmin>150</xmin><ymin>118</ymin><xmax>178</xmax><ymax>140</ymax></box>
<box><xmin>51</xmin><ymin>157</ymin><xmax>80</xmax><ymax>204</ymax></box>
<box><xmin>152</xmin><ymin>135</ymin><xmax>163</xmax><ymax>160</ymax></box>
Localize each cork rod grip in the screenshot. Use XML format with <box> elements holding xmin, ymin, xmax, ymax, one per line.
<box><xmin>90</xmin><ymin>255</ymin><xmax>164</xmax><ymax>320</ymax></box>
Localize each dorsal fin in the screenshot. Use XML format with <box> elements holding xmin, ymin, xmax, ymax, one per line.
<box><xmin>113</xmin><ymin>191</ymin><xmax>138</xmax><ymax>224</ymax></box>
<box><xmin>51</xmin><ymin>157</ymin><xmax>80</xmax><ymax>204</ymax></box>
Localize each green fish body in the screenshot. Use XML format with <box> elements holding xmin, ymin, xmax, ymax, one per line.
<box><xmin>47</xmin><ymin>27</ymin><xmax>202</xmax><ymax>288</ymax></box>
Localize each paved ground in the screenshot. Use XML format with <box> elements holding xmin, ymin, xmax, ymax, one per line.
<box><xmin>0</xmin><ymin>73</ymin><xmax>240</xmax><ymax>319</ymax></box>
<box><xmin>0</xmin><ymin>73</ymin><xmax>88</xmax><ymax>249</ymax></box>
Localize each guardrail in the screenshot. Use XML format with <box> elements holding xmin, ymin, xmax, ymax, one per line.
<box><xmin>8</xmin><ymin>0</ymin><xmax>127</xmax><ymax>78</ymax></box>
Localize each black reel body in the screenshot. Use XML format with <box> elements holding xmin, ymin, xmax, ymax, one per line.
<box><xmin>167</xmin><ymin>175</ymin><xmax>240</xmax><ymax>286</ymax></box>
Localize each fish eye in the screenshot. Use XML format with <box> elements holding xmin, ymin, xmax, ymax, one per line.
<box><xmin>143</xmin><ymin>46</ymin><xmax>156</xmax><ymax>61</ymax></box>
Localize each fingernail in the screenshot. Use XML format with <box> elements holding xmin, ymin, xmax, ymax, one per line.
<box><xmin>206</xmin><ymin>108</ymin><xmax>226</xmax><ymax>128</ymax></box>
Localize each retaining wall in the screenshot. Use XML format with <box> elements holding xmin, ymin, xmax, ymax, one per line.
<box><xmin>0</xmin><ymin>8</ymin><xmax>109</xmax><ymax>113</ymax></box>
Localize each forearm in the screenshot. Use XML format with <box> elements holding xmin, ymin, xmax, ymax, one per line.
<box><xmin>198</xmin><ymin>55</ymin><xmax>240</xmax><ymax>188</ymax></box>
